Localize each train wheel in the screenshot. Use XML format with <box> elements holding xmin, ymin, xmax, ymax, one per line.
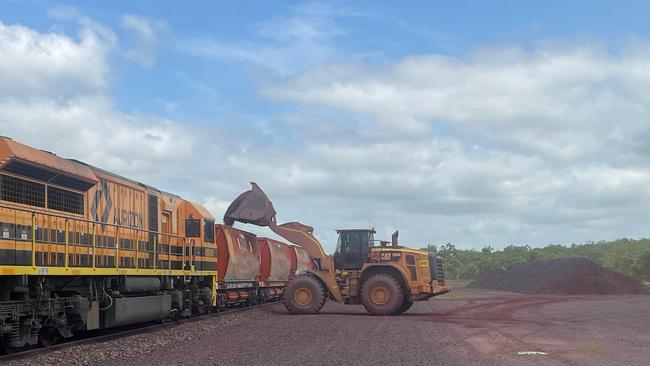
<box><xmin>360</xmin><ymin>273</ymin><xmax>404</xmax><ymax>316</ymax></box>
<box><xmin>282</xmin><ymin>275</ymin><xmax>325</xmax><ymax>314</ymax></box>
<box><xmin>0</xmin><ymin>337</ymin><xmax>14</xmax><ymax>355</ymax></box>
<box><xmin>38</xmin><ymin>326</ymin><xmax>59</xmax><ymax>348</ymax></box>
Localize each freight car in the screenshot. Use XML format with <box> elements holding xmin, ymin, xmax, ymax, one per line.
<box><xmin>257</xmin><ymin>237</ymin><xmax>315</xmax><ymax>302</ymax></box>
<box><xmin>0</xmin><ymin>137</ymin><xmax>217</xmax><ymax>353</ymax></box>
<box><xmin>214</xmin><ymin>224</ymin><xmax>314</xmax><ymax>307</ymax></box>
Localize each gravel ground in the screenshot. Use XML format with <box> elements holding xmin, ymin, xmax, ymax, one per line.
<box><xmin>6</xmin><ymin>287</ymin><xmax>650</xmax><ymax>366</ymax></box>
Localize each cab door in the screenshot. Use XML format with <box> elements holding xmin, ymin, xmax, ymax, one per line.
<box><xmin>334</xmin><ymin>231</ymin><xmax>374</xmax><ymax>270</ymax></box>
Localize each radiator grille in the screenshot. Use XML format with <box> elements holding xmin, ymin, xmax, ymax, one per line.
<box><xmin>48</xmin><ymin>186</ymin><xmax>84</xmax><ymax>214</ymax></box>
<box><xmin>0</xmin><ymin>174</ymin><xmax>45</xmax><ymax>207</ymax></box>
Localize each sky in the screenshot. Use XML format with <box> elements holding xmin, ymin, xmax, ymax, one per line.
<box><xmin>2</xmin><ymin>1</ymin><xmax>650</xmax><ymax>252</ymax></box>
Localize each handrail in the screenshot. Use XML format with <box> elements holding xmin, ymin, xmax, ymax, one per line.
<box><xmin>31</xmin><ymin>213</ymin><xmax>36</xmax><ymax>269</ymax></box>
<box><xmin>153</xmin><ymin>235</ymin><xmax>157</xmax><ymax>270</ymax></box>
<box><xmin>135</xmin><ymin>227</ymin><xmax>139</xmax><ymax>270</ymax></box>
<box><xmin>115</xmin><ymin>226</ymin><xmax>119</xmax><ymax>269</ymax></box>
<box><xmin>0</xmin><ymin>203</ymin><xmax>185</xmax><ymax>239</ymax></box>
<box><xmin>92</xmin><ymin>223</ymin><xmax>97</xmax><ymax>269</ymax></box>
<box><xmin>0</xmin><ymin>202</ymin><xmax>199</xmax><ymax>271</ymax></box>
<box><xmin>64</xmin><ymin>220</ymin><xmax>69</xmax><ymax>269</ymax></box>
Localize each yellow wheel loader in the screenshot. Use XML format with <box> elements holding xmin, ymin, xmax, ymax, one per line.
<box><xmin>224</xmin><ymin>183</ymin><xmax>450</xmax><ymax>315</ymax></box>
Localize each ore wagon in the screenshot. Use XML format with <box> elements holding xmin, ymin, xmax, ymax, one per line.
<box><xmin>215</xmin><ymin>224</ymin><xmax>261</xmax><ymax>306</ymax></box>
<box><xmin>256</xmin><ymin>237</ymin><xmax>293</xmax><ymax>301</ymax></box>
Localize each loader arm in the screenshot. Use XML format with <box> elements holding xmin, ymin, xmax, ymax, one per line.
<box><xmin>224</xmin><ymin>182</ymin><xmax>344</xmax><ymax>302</ymax></box>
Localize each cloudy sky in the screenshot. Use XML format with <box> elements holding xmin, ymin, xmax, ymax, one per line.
<box><xmin>2</xmin><ymin>1</ymin><xmax>650</xmax><ymax>252</ymax></box>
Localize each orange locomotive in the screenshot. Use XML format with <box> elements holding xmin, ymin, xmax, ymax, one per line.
<box><xmin>0</xmin><ymin>136</ymin><xmax>217</xmax><ymax>352</ymax></box>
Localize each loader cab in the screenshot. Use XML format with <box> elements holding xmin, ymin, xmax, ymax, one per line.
<box><xmin>334</xmin><ymin>229</ymin><xmax>375</xmax><ymax>270</ymax></box>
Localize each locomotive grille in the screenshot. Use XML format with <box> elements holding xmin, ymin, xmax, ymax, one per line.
<box><xmin>0</xmin><ymin>174</ymin><xmax>45</xmax><ymax>207</ymax></box>
<box><xmin>47</xmin><ymin>186</ymin><xmax>84</xmax><ymax>214</ymax></box>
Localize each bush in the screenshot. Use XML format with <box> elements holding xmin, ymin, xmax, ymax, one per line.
<box><xmin>423</xmin><ymin>238</ymin><xmax>650</xmax><ymax>281</ymax></box>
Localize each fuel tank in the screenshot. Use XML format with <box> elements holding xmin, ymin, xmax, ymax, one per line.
<box><xmin>256</xmin><ymin>237</ymin><xmax>293</xmax><ymax>283</ymax></box>
<box><xmin>290</xmin><ymin>245</ymin><xmax>315</xmax><ymax>276</ymax></box>
<box><xmin>215</xmin><ymin>224</ymin><xmax>261</xmax><ymax>283</ymax></box>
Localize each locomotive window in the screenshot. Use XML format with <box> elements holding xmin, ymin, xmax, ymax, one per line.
<box><xmin>185</xmin><ymin>218</ymin><xmax>201</xmax><ymax>237</ymax></box>
<box><xmin>0</xmin><ymin>174</ymin><xmax>45</xmax><ymax>208</ymax></box>
<box><xmin>203</xmin><ymin>219</ymin><xmax>214</xmax><ymax>243</ymax></box>
<box><xmin>47</xmin><ymin>186</ymin><xmax>84</xmax><ymax>215</ymax></box>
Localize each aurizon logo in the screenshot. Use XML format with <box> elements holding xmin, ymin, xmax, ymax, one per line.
<box><xmin>90</xmin><ymin>178</ymin><xmax>112</xmax><ymax>225</ymax></box>
<box><xmin>90</xmin><ymin>179</ymin><xmax>144</xmax><ymax>230</ymax></box>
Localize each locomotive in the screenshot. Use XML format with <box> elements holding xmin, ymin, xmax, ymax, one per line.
<box><xmin>0</xmin><ymin>136</ymin><xmax>310</xmax><ymax>353</ymax></box>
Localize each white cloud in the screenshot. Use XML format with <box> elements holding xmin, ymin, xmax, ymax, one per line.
<box><xmin>120</xmin><ymin>14</ymin><xmax>167</xmax><ymax>67</ymax></box>
<box><xmin>177</xmin><ymin>2</ymin><xmax>357</xmax><ymax>75</ymax></box>
<box><xmin>264</xmin><ymin>43</ymin><xmax>650</xmax><ymax>161</ymax></box>
<box><xmin>0</xmin><ymin>16</ymin><xmax>193</xmax><ymax>187</ymax></box>
<box><xmin>0</xmin><ymin>20</ymin><xmax>112</xmax><ymax>97</ymax></box>
<box><xmin>47</xmin><ymin>5</ymin><xmax>81</xmax><ymax>21</ymax></box>
<box><xmin>0</xmin><ymin>96</ymin><xmax>193</xmax><ymax>176</ymax></box>
<box><xmin>121</xmin><ymin>14</ymin><xmax>160</xmax><ymax>43</ymax></box>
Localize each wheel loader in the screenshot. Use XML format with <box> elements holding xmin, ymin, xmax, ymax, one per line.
<box><xmin>223</xmin><ymin>183</ymin><xmax>450</xmax><ymax>315</ymax></box>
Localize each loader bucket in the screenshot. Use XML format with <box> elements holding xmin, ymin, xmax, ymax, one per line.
<box><xmin>223</xmin><ymin>182</ymin><xmax>277</xmax><ymax>226</ymax></box>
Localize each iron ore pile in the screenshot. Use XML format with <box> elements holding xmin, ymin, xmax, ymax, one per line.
<box><xmin>468</xmin><ymin>257</ymin><xmax>650</xmax><ymax>295</ymax></box>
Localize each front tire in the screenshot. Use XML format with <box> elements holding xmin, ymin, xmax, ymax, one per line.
<box><xmin>282</xmin><ymin>275</ymin><xmax>326</xmax><ymax>314</ymax></box>
<box><xmin>395</xmin><ymin>300</ymin><xmax>413</xmax><ymax>314</ymax></box>
<box><xmin>361</xmin><ymin>273</ymin><xmax>404</xmax><ymax>315</ymax></box>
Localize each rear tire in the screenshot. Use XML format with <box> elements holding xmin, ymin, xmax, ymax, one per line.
<box><xmin>282</xmin><ymin>275</ymin><xmax>325</xmax><ymax>314</ymax></box>
<box><xmin>395</xmin><ymin>300</ymin><xmax>413</xmax><ymax>314</ymax></box>
<box><xmin>361</xmin><ymin>273</ymin><xmax>404</xmax><ymax>315</ymax></box>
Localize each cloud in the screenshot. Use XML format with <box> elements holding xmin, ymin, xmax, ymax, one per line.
<box><xmin>264</xmin><ymin>42</ymin><xmax>650</xmax><ymax>159</ymax></box>
<box><xmin>47</xmin><ymin>5</ymin><xmax>81</xmax><ymax>21</ymax></box>
<box><xmin>177</xmin><ymin>2</ymin><xmax>361</xmax><ymax>74</ymax></box>
<box><xmin>121</xmin><ymin>14</ymin><xmax>167</xmax><ymax>67</ymax></box>
<box><xmin>0</xmin><ymin>18</ymin><xmax>192</xmax><ymax>184</ymax></box>
<box><xmin>0</xmin><ymin>20</ymin><xmax>112</xmax><ymax>98</ymax></box>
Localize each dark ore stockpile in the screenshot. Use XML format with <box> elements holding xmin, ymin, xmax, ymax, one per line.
<box><xmin>468</xmin><ymin>257</ymin><xmax>650</xmax><ymax>295</ymax></box>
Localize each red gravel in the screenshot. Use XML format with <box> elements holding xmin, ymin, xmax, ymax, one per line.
<box><xmin>7</xmin><ymin>286</ymin><xmax>650</xmax><ymax>366</ymax></box>
<box><xmin>468</xmin><ymin>257</ymin><xmax>650</xmax><ymax>295</ymax></box>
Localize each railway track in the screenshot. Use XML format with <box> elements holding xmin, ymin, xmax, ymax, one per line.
<box><xmin>0</xmin><ymin>301</ymin><xmax>279</xmax><ymax>362</ymax></box>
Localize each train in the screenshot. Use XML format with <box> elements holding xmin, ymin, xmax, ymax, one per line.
<box><xmin>0</xmin><ymin>136</ymin><xmax>312</xmax><ymax>353</ymax></box>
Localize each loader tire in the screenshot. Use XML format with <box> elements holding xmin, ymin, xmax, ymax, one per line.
<box><xmin>282</xmin><ymin>275</ymin><xmax>325</xmax><ymax>314</ymax></box>
<box><xmin>317</xmin><ymin>281</ymin><xmax>328</xmax><ymax>311</ymax></box>
<box><xmin>395</xmin><ymin>300</ymin><xmax>413</xmax><ymax>314</ymax></box>
<box><xmin>361</xmin><ymin>273</ymin><xmax>404</xmax><ymax>316</ymax></box>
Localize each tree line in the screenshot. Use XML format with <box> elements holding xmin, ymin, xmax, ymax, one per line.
<box><xmin>422</xmin><ymin>238</ymin><xmax>650</xmax><ymax>281</ymax></box>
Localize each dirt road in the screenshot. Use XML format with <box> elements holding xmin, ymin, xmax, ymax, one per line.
<box><xmin>7</xmin><ymin>286</ymin><xmax>649</xmax><ymax>365</ymax></box>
